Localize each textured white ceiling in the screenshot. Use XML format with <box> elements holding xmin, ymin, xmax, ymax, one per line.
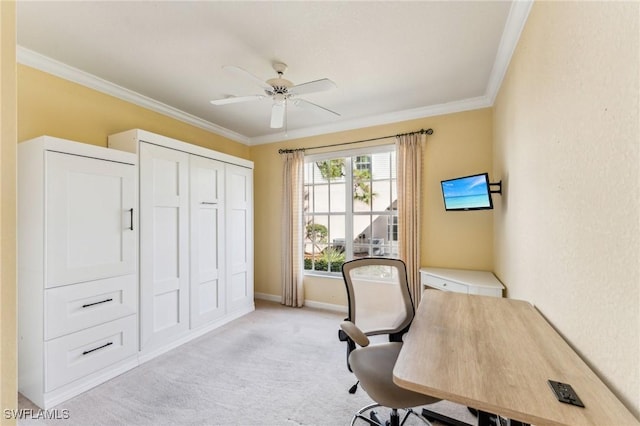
<box><xmin>17</xmin><ymin>1</ymin><xmax>530</xmax><ymax>144</ymax></box>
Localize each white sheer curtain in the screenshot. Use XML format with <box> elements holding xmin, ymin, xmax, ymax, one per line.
<box><xmin>396</xmin><ymin>133</ymin><xmax>425</xmax><ymax>305</ymax></box>
<box><xmin>281</xmin><ymin>150</ymin><xmax>305</xmax><ymax>307</ymax></box>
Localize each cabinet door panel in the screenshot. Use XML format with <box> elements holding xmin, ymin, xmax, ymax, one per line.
<box><xmin>46</xmin><ymin>151</ymin><xmax>135</xmax><ymax>287</ymax></box>
<box><xmin>139</xmin><ymin>143</ymin><xmax>189</xmax><ymax>351</ymax></box>
<box><xmin>190</xmin><ymin>155</ymin><xmax>225</xmax><ymax>328</ymax></box>
<box><xmin>225</xmin><ymin>164</ymin><xmax>253</xmax><ymax>313</ymax></box>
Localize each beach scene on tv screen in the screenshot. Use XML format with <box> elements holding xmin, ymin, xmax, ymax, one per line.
<box><xmin>442</xmin><ymin>175</ymin><xmax>491</xmax><ymax>209</ymax></box>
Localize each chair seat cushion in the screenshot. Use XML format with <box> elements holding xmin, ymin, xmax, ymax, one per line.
<box><xmin>349</xmin><ymin>342</ymin><xmax>440</xmax><ymax>409</ymax></box>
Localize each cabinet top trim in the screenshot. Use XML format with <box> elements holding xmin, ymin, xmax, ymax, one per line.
<box><xmin>108</xmin><ymin>129</ymin><xmax>253</xmax><ymax>169</ymax></box>
<box><xmin>20</xmin><ymin>136</ymin><xmax>137</xmax><ymax>165</ymax></box>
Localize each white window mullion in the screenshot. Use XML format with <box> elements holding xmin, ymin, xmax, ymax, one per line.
<box><xmin>345</xmin><ymin>157</ymin><xmax>354</xmax><ymax>261</ymax></box>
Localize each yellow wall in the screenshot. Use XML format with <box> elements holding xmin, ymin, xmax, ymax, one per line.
<box><xmin>18</xmin><ymin>65</ymin><xmax>250</xmax><ymax>159</ymax></box>
<box><xmin>251</xmin><ymin>108</ymin><xmax>494</xmax><ymax>305</ymax></box>
<box><xmin>493</xmin><ymin>1</ymin><xmax>639</xmax><ymax>417</ymax></box>
<box><xmin>1</xmin><ymin>1</ymin><xmax>17</xmax><ymax>424</ymax></box>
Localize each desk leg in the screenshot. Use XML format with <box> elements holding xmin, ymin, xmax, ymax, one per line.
<box><xmin>477</xmin><ymin>410</ymin><xmax>494</xmax><ymax>426</ymax></box>
<box><xmin>477</xmin><ymin>411</ymin><xmax>529</xmax><ymax>426</ymax></box>
<box><xmin>504</xmin><ymin>420</ymin><xmax>528</xmax><ymax>426</ymax></box>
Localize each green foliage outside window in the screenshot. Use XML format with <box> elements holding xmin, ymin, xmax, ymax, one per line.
<box><xmin>315</xmin><ymin>159</ymin><xmax>345</xmax><ymax>180</ymax></box>
<box><xmin>304</xmin><ymin>247</ymin><xmax>346</xmax><ymax>272</ymax></box>
<box><xmin>353</xmin><ymin>169</ymin><xmax>374</xmax><ymax>204</ymax></box>
<box><xmin>305</xmin><ymin>223</ymin><xmax>328</xmax><ymax>244</ymax></box>
<box><xmin>315</xmin><ymin>159</ymin><xmax>375</xmax><ymax>205</ymax></box>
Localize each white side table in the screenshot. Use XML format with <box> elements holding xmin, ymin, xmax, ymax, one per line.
<box><xmin>420</xmin><ymin>267</ymin><xmax>504</xmax><ymax>298</ymax></box>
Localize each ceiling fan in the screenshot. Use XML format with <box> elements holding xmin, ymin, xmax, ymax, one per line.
<box><xmin>210</xmin><ymin>62</ymin><xmax>340</xmax><ymax>129</ymax></box>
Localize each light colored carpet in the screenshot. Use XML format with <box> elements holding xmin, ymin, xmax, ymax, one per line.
<box><xmin>19</xmin><ymin>300</ymin><xmax>476</xmax><ymax>425</ymax></box>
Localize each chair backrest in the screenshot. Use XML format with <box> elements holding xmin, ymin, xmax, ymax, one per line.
<box><xmin>341</xmin><ymin>258</ymin><xmax>415</xmax><ymax>338</ymax></box>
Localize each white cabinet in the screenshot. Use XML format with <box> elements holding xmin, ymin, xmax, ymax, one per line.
<box><xmin>109</xmin><ymin>129</ymin><xmax>254</xmax><ymax>360</ymax></box>
<box><xmin>420</xmin><ymin>267</ymin><xmax>504</xmax><ymax>297</ymax></box>
<box><xmin>18</xmin><ymin>136</ymin><xmax>139</xmax><ymax>409</ymax></box>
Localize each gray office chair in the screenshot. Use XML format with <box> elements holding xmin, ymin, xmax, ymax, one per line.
<box><xmin>339</xmin><ymin>258</ymin><xmax>440</xmax><ymax>426</ymax></box>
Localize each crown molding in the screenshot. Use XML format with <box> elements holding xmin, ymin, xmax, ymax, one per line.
<box><xmin>248</xmin><ymin>95</ymin><xmax>492</xmax><ymax>145</ymax></box>
<box><xmin>485</xmin><ymin>0</ymin><xmax>534</xmax><ymax>104</ymax></box>
<box><xmin>17</xmin><ymin>46</ymin><xmax>250</xmax><ymax>145</ymax></box>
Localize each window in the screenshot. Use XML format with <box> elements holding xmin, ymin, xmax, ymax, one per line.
<box><xmin>354</xmin><ymin>155</ymin><xmax>371</xmax><ymax>172</ymax></box>
<box><xmin>303</xmin><ymin>146</ymin><xmax>398</xmax><ymax>274</ymax></box>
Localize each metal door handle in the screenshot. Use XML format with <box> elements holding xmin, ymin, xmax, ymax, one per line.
<box><xmin>82</xmin><ymin>341</ymin><xmax>113</xmax><ymax>356</ymax></box>
<box><xmin>129</xmin><ymin>208</ymin><xmax>134</xmax><ymax>230</ymax></box>
<box><xmin>82</xmin><ymin>298</ymin><xmax>113</xmax><ymax>308</ymax></box>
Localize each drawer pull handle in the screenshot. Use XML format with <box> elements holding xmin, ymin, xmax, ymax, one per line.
<box><xmin>82</xmin><ymin>298</ymin><xmax>113</xmax><ymax>308</ymax></box>
<box><xmin>82</xmin><ymin>341</ymin><xmax>113</xmax><ymax>356</ymax></box>
<box><xmin>201</xmin><ymin>201</ymin><xmax>217</xmax><ymax>205</ymax></box>
<box><xmin>129</xmin><ymin>208</ymin><xmax>134</xmax><ymax>231</ymax></box>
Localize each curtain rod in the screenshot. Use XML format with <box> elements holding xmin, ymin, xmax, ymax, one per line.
<box><xmin>277</xmin><ymin>128</ymin><xmax>433</xmax><ymax>154</ymax></box>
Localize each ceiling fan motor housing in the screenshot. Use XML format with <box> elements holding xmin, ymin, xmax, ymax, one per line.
<box><xmin>266</xmin><ymin>62</ymin><xmax>294</xmax><ymax>96</ymax></box>
<box><xmin>266</xmin><ymin>78</ymin><xmax>293</xmax><ymax>95</ymax></box>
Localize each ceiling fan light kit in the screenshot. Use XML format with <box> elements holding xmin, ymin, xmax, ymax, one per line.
<box><xmin>211</xmin><ymin>62</ymin><xmax>339</xmax><ymax>129</ymax></box>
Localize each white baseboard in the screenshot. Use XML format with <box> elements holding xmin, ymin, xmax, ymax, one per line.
<box><xmin>303</xmin><ymin>300</ymin><xmax>347</xmax><ymax>313</ymax></box>
<box><xmin>254</xmin><ymin>292</ymin><xmax>281</xmax><ymax>303</ymax></box>
<box><xmin>254</xmin><ymin>292</ymin><xmax>347</xmax><ymax>313</ymax></box>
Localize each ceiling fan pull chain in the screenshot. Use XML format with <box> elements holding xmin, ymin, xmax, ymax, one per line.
<box><xmin>284</xmin><ymin>99</ymin><xmax>288</xmax><ymax>136</ymax></box>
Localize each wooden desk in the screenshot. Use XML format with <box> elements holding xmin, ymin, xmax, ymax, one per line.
<box><xmin>393</xmin><ymin>291</ymin><xmax>639</xmax><ymax>426</ymax></box>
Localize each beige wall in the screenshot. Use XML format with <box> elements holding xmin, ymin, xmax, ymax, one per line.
<box><xmin>1</xmin><ymin>1</ymin><xmax>17</xmax><ymax>424</ymax></box>
<box><xmin>18</xmin><ymin>65</ymin><xmax>250</xmax><ymax>159</ymax></box>
<box><xmin>251</xmin><ymin>108</ymin><xmax>494</xmax><ymax>305</ymax></box>
<box><xmin>493</xmin><ymin>1</ymin><xmax>639</xmax><ymax>417</ymax></box>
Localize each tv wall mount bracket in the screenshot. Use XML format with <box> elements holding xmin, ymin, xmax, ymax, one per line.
<box><xmin>489</xmin><ymin>181</ymin><xmax>502</xmax><ymax>195</ymax></box>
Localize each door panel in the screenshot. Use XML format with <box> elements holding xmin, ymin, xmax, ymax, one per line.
<box><xmin>190</xmin><ymin>155</ymin><xmax>225</xmax><ymax>328</ymax></box>
<box><xmin>46</xmin><ymin>151</ymin><xmax>135</xmax><ymax>288</ymax></box>
<box><xmin>139</xmin><ymin>143</ymin><xmax>189</xmax><ymax>351</ymax></box>
<box><xmin>225</xmin><ymin>164</ymin><xmax>253</xmax><ymax>313</ymax></box>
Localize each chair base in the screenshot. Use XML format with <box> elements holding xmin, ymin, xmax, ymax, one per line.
<box><xmin>350</xmin><ymin>403</ymin><xmax>432</xmax><ymax>426</ymax></box>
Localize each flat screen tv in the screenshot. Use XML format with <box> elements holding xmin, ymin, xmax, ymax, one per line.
<box><xmin>441</xmin><ymin>173</ymin><xmax>493</xmax><ymax>211</ymax></box>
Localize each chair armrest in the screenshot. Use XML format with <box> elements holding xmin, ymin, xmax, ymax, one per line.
<box><xmin>340</xmin><ymin>321</ymin><xmax>370</xmax><ymax>347</ymax></box>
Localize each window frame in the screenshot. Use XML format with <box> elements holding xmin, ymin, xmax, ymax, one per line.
<box><xmin>303</xmin><ymin>143</ymin><xmax>397</xmax><ymax>276</ymax></box>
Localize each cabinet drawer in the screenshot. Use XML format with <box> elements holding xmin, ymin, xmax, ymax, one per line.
<box><xmin>45</xmin><ymin>315</ymin><xmax>137</xmax><ymax>392</ymax></box>
<box><xmin>422</xmin><ymin>274</ymin><xmax>468</xmax><ymax>294</ymax></box>
<box><xmin>45</xmin><ymin>275</ymin><xmax>137</xmax><ymax>340</ymax></box>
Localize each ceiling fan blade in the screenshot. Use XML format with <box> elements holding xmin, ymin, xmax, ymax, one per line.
<box><xmin>289</xmin><ymin>78</ymin><xmax>336</xmax><ymax>96</ymax></box>
<box><xmin>210</xmin><ymin>95</ymin><xmax>264</xmax><ymax>105</ymax></box>
<box><xmin>293</xmin><ymin>98</ymin><xmax>341</xmax><ymax>116</ymax></box>
<box><xmin>270</xmin><ymin>102</ymin><xmax>285</xmax><ymax>128</ymax></box>
<box><xmin>223</xmin><ymin>65</ymin><xmax>272</xmax><ymax>91</ymax></box>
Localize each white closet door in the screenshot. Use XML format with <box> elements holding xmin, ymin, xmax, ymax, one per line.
<box><xmin>46</xmin><ymin>151</ymin><xmax>136</xmax><ymax>288</ymax></box>
<box><xmin>139</xmin><ymin>142</ymin><xmax>189</xmax><ymax>350</ymax></box>
<box><xmin>225</xmin><ymin>164</ymin><xmax>254</xmax><ymax>313</ymax></box>
<box><xmin>189</xmin><ymin>155</ymin><xmax>225</xmax><ymax>328</ymax></box>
